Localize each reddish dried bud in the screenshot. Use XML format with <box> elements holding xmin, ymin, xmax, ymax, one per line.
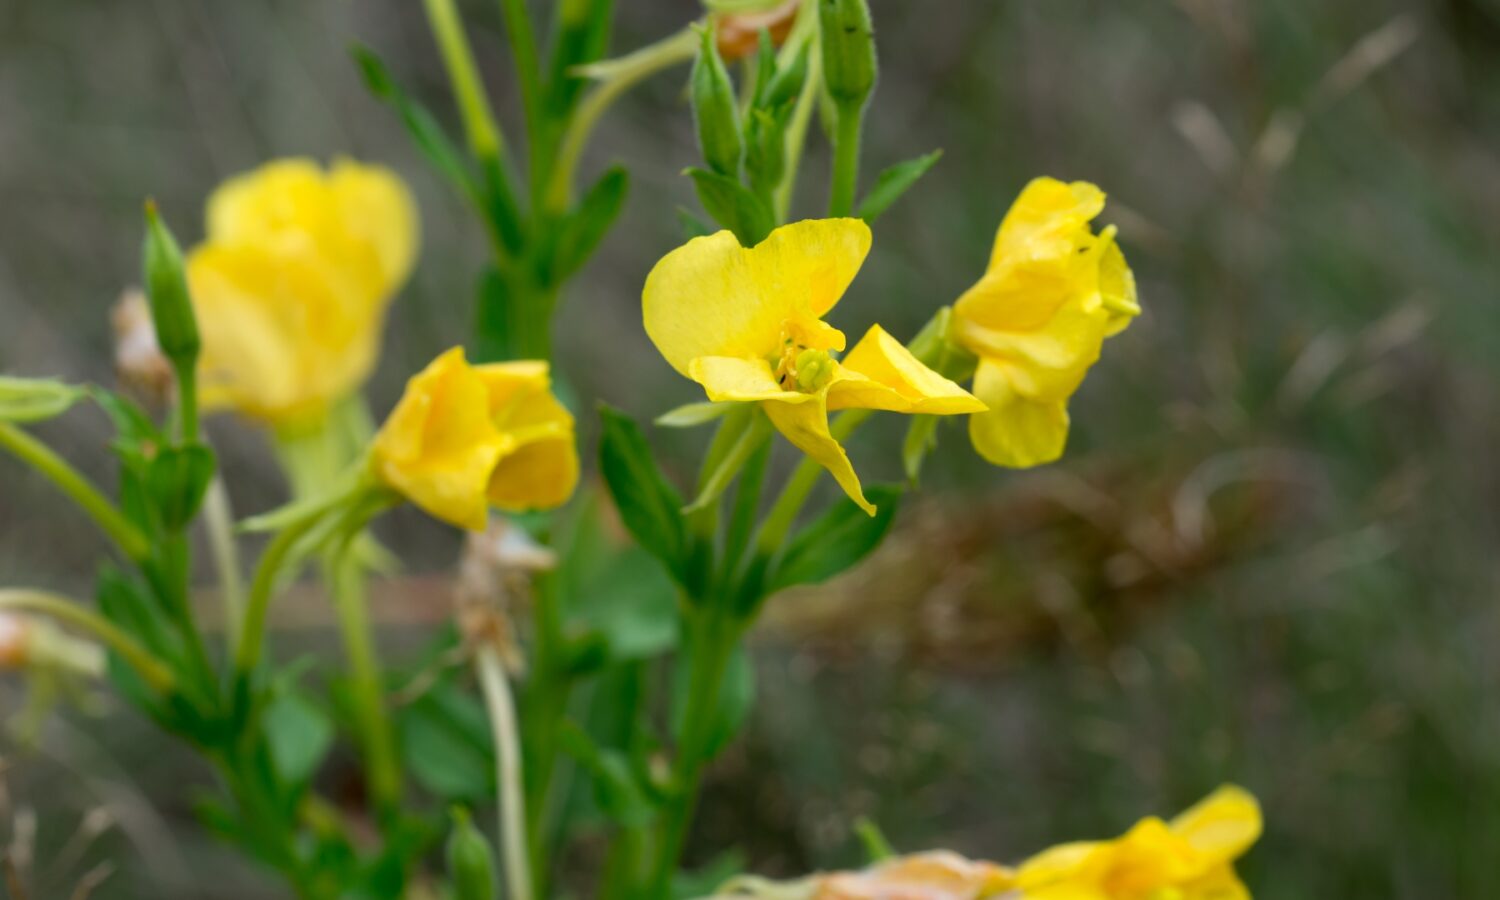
<box><xmin>713</xmin><ymin>0</ymin><xmax>801</xmax><ymax>61</ymax></box>
<box><xmin>112</xmin><ymin>288</ymin><xmax>175</xmax><ymax>403</ymax></box>
<box><xmin>0</xmin><ymin>614</ymin><xmax>32</xmax><ymax>669</ymax></box>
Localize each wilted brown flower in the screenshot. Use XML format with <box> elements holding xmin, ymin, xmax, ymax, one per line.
<box><xmin>713</xmin><ymin>0</ymin><xmax>801</xmax><ymax>61</ymax></box>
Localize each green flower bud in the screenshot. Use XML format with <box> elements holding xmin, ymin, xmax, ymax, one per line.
<box><xmin>446</xmin><ymin>807</ymin><xmax>497</xmax><ymax>900</ymax></box>
<box><xmin>818</xmin><ymin>0</ymin><xmax>876</xmax><ymax>109</ymax></box>
<box><xmin>142</xmin><ymin>200</ymin><xmax>200</xmax><ymax>373</ymax></box>
<box><xmin>744</xmin><ymin>108</ymin><xmax>787</xmax><ymax>198</ymax></box>
<box><xmin>692</xmin><ymin>23</ymin><xmax>743</xmax><ymax>177</ymax></box>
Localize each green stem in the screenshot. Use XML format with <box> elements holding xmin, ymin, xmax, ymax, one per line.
<box><xmin>828</xmin><ymin>101</ymin><xmax>864</xmax><ymax>217</ymax></box>
<box><xmin>424</xmin><ymin>0</ymin><xmax>509</xmax><ymax>161</ymax></box>
<box><xmin>496</xmin><ymin>0</ymin><xmax>543</xmax><ymax>167</ymax></box>
<box><xmin>477</xmin><ymin>643</ymin><xmax>533</xmax><ymax>900</ymax></box>
<box><xmin>524</xmin><ymin>571</ymin><xmax>570</xmax><ymax>895</ymax></box>
<box><xmin>176</xmin><ymin>366</ymin><xmax>199</xmax><ymax>447</ymax></box>
<box><xmin>545</xmin><ymin>26</ymin><xmax>699</xmax><ymax>212</ymax></box>
<box><xmin>773</xmin><ymin>5</ymin><xmax>821</xmax><ymax>221</ymax></box>
<box><xmin>234</xmin><ymin>513</ymin><xmax>319</xmax><ymax>676</ymax></box>
<box><xmin>0</xmin><ymin>421</ymin><xmax>149</xmax><ymax>562</ymax></box>
<box><xmin>328</xmin><ymin>538</ymin><xmax>401</xmax><ymax>815</ymax></box>
<box><xmin>755</xmin><ymin>409</ymin><xmax>872</xmax><ymax>555</ymax></box>
<box><xmin>0</xmin><ymin>589</ymin><xmax>175</xmax><ymax>693</ymax></box>
<box><xmin>647</xmin><ymin>608</ymin><xmax>740</xmax><ymax>895</ymax></box>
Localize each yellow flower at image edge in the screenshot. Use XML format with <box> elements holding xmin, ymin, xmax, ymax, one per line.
<box><xmin>1010</xmin><ymin>786</ymin><xmax>1262</xmax><ymax>900</ymax></box>
<box><xmin>187</xmin><ymin>157</ymin><xmax>419</xmax><ymax>426</ymax></box>
<box><xmin>372</xmin><ymin>347</ymin><xmax>579</xmax><ymax>531</ymax></box>
<box><xmin>952</xmin><ymin>177</ymin><xmax>1140</xmax><ymax>468</ymax></box>
<box><xmin>644</xmin><ymin>218</ymin><xmax>984</xmax><ymax>515</ymax></box>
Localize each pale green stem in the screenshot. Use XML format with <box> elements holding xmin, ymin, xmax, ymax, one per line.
<box><xmin>773</xmin><ymin>5</ymin><xmax>821</xmax><ymax>221</ymax></box>
<box><xmin>424</xmin><ymin>0</ymin><xmax>508</xmax><ymax>161</ymax></box>
<box><xmin>476</xmin><ymin>643</ymin><xmax>533</xmax><ymax>900</ymax></box>
<box><xmin>234</xmin><ymin>513</ymin><xmax>318</xmax><ymax>675</ymax></box>
<box><xmin>329</xmin><ymin>537</ymin><xmax>401</xmax><ymax>813</ymax></box>
<box><xmin>0</xmin><ymin>422</ymin><xmax>149</xmax><ymax>562</ymax></box>
<box><xmin>827</xmin><ymin>100</ymin><xmax>864</xmax><ymax>217</ymax></box>
<box><xmin>202</xmin><ymin>476</ymin><xmax>244</xmax><ymax>653</ymax></box>
<box><xmin>755</xmin><ymin>409</ymin><xmax>872</xmax><ymax>555</ymax></box>
<box><xmin>545</xmin><ymin>26</ymin><xmax>699</xmax><ymax>212</ymax></box>
<box><xmin>0</xmin><ymin>589</ymin><xmax>175</xmax><ymax>693</ymax></box>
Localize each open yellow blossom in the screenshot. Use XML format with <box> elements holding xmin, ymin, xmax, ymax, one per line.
<box><xmin>372</xmin><ymin>347</ymin><xmax>578</xmax><ymax>531</ymax></box>
<box><xmin>644</xmin><ymin>219</ymin><xmax>984</xmax><ymax>514</ymax></box>
<box><xmin>694</xmin><ymin>787</ymin><xmax>1259</xmax><ymax>900</ymax></box>
<box><xmin>1011</xmin><ymin>785</ymin><xmax>1261</xmax><ymax>900</ymax></box>
<box><xmin>952</xmin><ymin>177</ymin><xmax>1140</xmax><ymax>468</ymax></box>
<box><xmin>187</xmin><ymin>157</ymin><xmax>419</xmax><ymax>426</ymax></box>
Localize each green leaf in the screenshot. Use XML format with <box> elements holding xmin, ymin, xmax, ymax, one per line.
<box><xmin>397</xmin><ymin>680</ymin><xmax>494</xmax><ymax>801</ymax></box>
<box><xmin>264</xmin><ymin>690</ymin><xmax>334</xmax><ymax>786</ymax></box>
<box><xmin>557</xmin><ymin>723</ymin><xmax>656</xmax><ymax>826</ymax></box>
<box><xmin>0</xmin><ymin>376</ymin><xmax>85</xmax><ymax>423</ymax></box>
<box><xmin>598</xmin><ymin>405</ymin><xmax>689</xmax><ymax>586</ymax></box>
<box><xmin>856</xmin><ymin>150</ymin><xmax>943</xmax><ymax>222</ymax></box>
<box><xmin>685</xmin><ymin>167</ymin><xmax>773</xmax><ymax>246</ymax></box>
<box><xmin>902</xmin><ymin>414</ymin><xmax>939</xmax><ymax>485</ymax></box>
<box><xmin>554</xmin><ymin>166</ymin><xmax>629</xmax><ymax>280</ymax></box>
<box><xmin>352</xmin><ymin>45</ymin><xmax>476</xmax><ymax>201</ymax></box>
<box><xmin>147</xmin><ymin>443</ymin><xmax>215</xmax><ymax>532</ymax></box>
<box><xmin>656</xmin><ymin>401</ymin><xmax>739</xmax><ymax>428</ymax></box>
<box><xmin>768</xmin><ymin>485</ymin><xmax>901</xmax><ymax>593</ymax></box>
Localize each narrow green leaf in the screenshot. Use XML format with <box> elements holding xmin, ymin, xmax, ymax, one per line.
<box><xmin>685</xmin><ymin>167</ymin><xmax>773</xmax><ymax>246</ymax></box>
<box><xmin>352</xmin><ymin>45</ymin><xmax>478</xmax><ymax>201</ymax></box>
<box><xmin>655</xmin><ymin>401</ymin><xmax>738</xmax><ymax>428</ymax></box>
<box><xmin>554</xmin><ymin>166</ymin><xmax>629</xmax><ymax>280</ymax></box>
<box><xmin>557</xmin><ymin>722</ymin><xmax>656</xmax><ymax>825</ymax></box>
<box><xmin>856</xmin><ymin>150</ymin><xmax>943</xmax><ymax>222</ymax></box>
<box><xmin>768</xmin><ymin>485</ymin><xmax>901</xmax><ymax>592</ymax></box>
<box><xmin>676</xmin><ymin>207</ymin><xmax>714</xmax><ymax>239</ymax></box>
<box><xmin>0</xmin><ymin>377</ymin><xmax>85</xmax><ymax>423</ymax></box>
<box><xmin>670</xmin><ymin>639</ymin><xmax>755</xmax><ymax>760</ymax></box>
<box><xmin>598</xmin><ymin>405</ymin><xmax>689</xmax><ymax>585</ymax></box>
<box><xmin>902</xmin><ymin>414</ymin><xmax>939</xmax><ymax>485</ymax></box>
<box><xmin>681</xmin><ymin>413</ymin><xmax>771</xmax><ymax>514</ymax></box>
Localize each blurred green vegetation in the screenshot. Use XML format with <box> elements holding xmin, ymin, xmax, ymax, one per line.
<box><xmin>2</xmin><ymin>0</ymin><xmax>1499</xmax><ymax>897</ymax></box>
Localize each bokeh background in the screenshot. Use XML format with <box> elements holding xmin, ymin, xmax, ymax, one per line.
<box><xmin>3</xmin><ymin>0</ymin><xmax>1500</xmax><ymax>896</ymax></box>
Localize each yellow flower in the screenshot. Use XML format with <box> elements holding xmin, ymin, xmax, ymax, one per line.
<box><xmin>372</xmin><ymin>347</ymin><xmax>578</xmax><ymax>531</ymax></box>
<box><xmin>643</xmin><ymin>219</ymin><xmax>984</xmax><ymax>515</ymax></box>
<box><xmin>951</xmin><ymin>177</ymin><xmax>1140</xmax><ymax>468</ymax></box>
<box><xmin>187</xmin><ymin>157</ymin><xmax>419</xmax><ymax>426</ymax></box>
<box><xmin>1011</xmin><ymin>786</ymin><xmax>1262</xmax><ymax>900</ymax></box>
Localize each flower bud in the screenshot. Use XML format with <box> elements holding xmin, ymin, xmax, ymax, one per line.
<box><xmin>818</xmin><ymin>0</ymin><xmax>876</xmax><ymax>109</ymax></box>
<box><xmin>692</xmin><ymin>23</ymin><xmax>743</xmax><ymax>176</ymax></box>
<box><xmin>445</xmin><ymin>807</ymin><xmax>497</xmax><ymax>900</ymax></box>
<box><xmin>713</xmin><ymin>0</ymin><xmax>801</xmax><ymax>62</ymax></box>
<box><xmin>142</xmin><ymin>201</ymin><xmax>201</xmax><ymax>373</ymax></box>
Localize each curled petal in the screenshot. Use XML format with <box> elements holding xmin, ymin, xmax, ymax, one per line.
<box><xmin>763</xmin><ymin>394</ymin><xmax>875</xmax><ymax>516</ymax></box>
<box><xmin>830</xmin><ymin>324</ymin><xmax>986</xmax><ymax>414</ymax></box>
<box><xmin>967</xmin><ymin>361</ymin><xmax>1070</xmax><ymax>468</ymax></box>
<box><xmin>644</xmin><ymin>219</ymin><xmax>871</xmax><ymax>376</ymax></box>
<box><xmin>1169</xmin><ymin>786</ymin><xmax>1263</xmax><ymax>865</ymax></box>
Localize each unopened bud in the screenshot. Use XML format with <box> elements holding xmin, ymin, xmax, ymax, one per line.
<box><xmin>692</xmin><ymin>23</ymin><xmax>744</xmax><ymax>176</ymax></box>
<box><xmin>818</xmin><ymin>0</ymin><xmax>876</xmax><ymax>109</ymax></box>
<box><xmin>142</xmin><ymin>200</ymin><xmax>201</xmax><ymax>373</ymax></box>
<box><xmin>446</xmin><ymin>808</ymin><xmax>497</xmax><ymax>900</ymax></box>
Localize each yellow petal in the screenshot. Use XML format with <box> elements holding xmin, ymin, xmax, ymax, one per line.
<box><xmin>476</xmin><ymin>361</ymin><xmax>580</xmax><ymax>512</ymax></box>
<box><xmin>829</xmin><ymin>324</ymin><xmax>986</xmax><ymax>414</ymax></box>
<box><xmin>762</xmin><ymin>394</ymin><xmax>875</xmax><ymax>515</ymax></box>
<box><xmin>373</xmin><ymin>347</ymin><xmax>509</xmax><ymax>531</ymax></box>
<box><xmin>188</xmin><ymin>239</ymin><xmax>378</xmax><ymax>426</ymax></box>
<box><xmin>1181</xmin><ymin>864</ymin><xmax>1252</xmax><ymax>900</ymax></box>
<box><xmin>968</xmin><ymin>361</ymin><xmax>1071</xmax><ymax>468</ymax></box>
<box><xmin>643</xmin><ymin>219</ymin><xmax>871</xmax><ymax>376</ymax></box>
<box><xmin>1013</xmin><ymin>840</ymin><xmax>1106</xmax><ymax>890</ymax></box>
<box><xmin>1169</xmin><ymin>786</ymin><xmax>1262</xmax><ymax>866</ymax></box>
<box><xmin>1098</xmin><ymin>229</ymin><xmax>1140</xmax><ymax>337</ymax></box>
<box><xmin>991</xmin><ymin>177</ymin><xmax>1105</xmax><ymax>270</ymax></box>
<box><xmin>954</xmin><ymin>290</ymin><xmax>1109</xmax><ymax>402</ymax></box>
<box><xmin>206</xmin><ymin>158</ymin><xmax>327</xmax><ymax>245</ymax></box>
<box><xmin>688</xmin><ymin>356</ymin><xmax>815</xmax><ymax>404</ymax></box>
<box><xmin>329</xmin><ymin>157</ymin><xmax>420</xmax><ymax>296</ymax></box>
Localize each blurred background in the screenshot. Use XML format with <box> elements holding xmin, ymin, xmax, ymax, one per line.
<box><xmin>3</xmin><ymin>0</ymin><xmax>1499</xmax><ymax>896</ymax></box>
